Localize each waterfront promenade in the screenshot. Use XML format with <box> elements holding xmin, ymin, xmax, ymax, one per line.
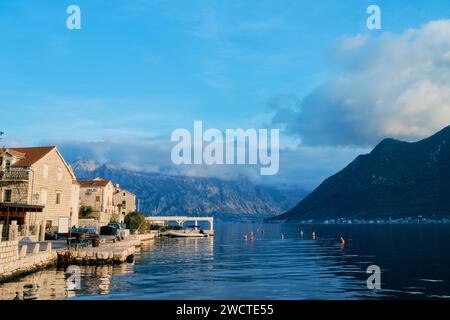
<box><xmin>57</xmin><ymin>233</ymin><xmax>155</xmax><ymax>265</ymax></box>
<box><xmin>0</xmin><ymin>233</ymin><xmax>157</xmax><ymax>283</ymax></box>
<box><xmin>0</xmin><ymin>241</ymin><xmax>56</xmax><ymax>283</ymax></box>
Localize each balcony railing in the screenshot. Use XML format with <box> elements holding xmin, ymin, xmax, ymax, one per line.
<box><xmin>0</xmin><ymin>168</ymin><xmax>30</xmax><ymax>182</ymax></box>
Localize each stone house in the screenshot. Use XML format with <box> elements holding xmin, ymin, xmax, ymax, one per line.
<box><xmin>0</xmin><ymin>147</ymin><xmax>80</xmax><ymax>240</ymax></box>
<box><xmin>78</xmin><ymin>178</ymin><xmax>116</xmax><ymax>226</ymax></box>
<box><xmin>113</xmin><ymin>185</ymin><xmax>137</xmax><ymax>223</ymax></box>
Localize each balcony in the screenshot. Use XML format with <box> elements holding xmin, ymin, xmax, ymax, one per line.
<box><xmin>0</xmin><ymin>168</ymin><xmax>30</xmax><ymax>182</ymax></box>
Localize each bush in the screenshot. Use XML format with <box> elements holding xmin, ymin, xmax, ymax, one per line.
<box><xmin>79</xmin><ymin>206</ymin><xmax>94</xmax><ymax>218</ymax></box>
<box><xmin>124</xmin><ymin>211</ymin><xmax>147</xmax><ymax>234</ymax></box>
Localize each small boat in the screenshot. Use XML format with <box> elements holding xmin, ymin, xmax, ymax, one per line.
<box><xmin>168</xmin><ymin>226</ymin><xmax>209</xmax><ymax>238</ymax></box>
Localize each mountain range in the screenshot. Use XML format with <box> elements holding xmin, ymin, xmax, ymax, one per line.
<box><xmin>275</xmin><ymin>125</ymin><xmax>450</xmax><ymax>222</ymax></box>
<box><xmin>72</xmin><ymin>161</ymin><xmax>307</xmax><ymax>220</ymax></box>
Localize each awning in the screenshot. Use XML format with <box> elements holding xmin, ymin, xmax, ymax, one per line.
<box><xmin>0</xmin><ymin>202</ymin><xmax>44</xmax><ymax>212</ymax></box>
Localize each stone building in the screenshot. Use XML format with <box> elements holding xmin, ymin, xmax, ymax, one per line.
<box><xmin>0</xmin><ymin>147</ymin><xmax>80</xmax><ymax>240</ymax></box>
<box><xmin>113</xmin><ymin>185</ymin><xmax>136</xmax><ymax>223</ymax></box>
<box><xmin>78</xmin><ymin>178</ymin><xmax>116</xmax><ymax>226</ymax></box>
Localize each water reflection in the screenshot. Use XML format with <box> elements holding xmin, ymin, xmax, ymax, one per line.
<box><xmin>0</xmin><ymin>260</ymin><xmax>134</xmax><ymax>300</ymax></box>
<box><xmin>1</xmin><ymin>225</ymin><xmax>450</xmax><ymax>300</ymax></box>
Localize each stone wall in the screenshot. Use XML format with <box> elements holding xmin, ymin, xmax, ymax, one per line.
<box><xmin>0</xmin><ymin>241</ymin><xmax>56</xmax><ymax>283</ymax></box>
<box><xmin>0</xmin><ymin>241</ymin><xmax>19</xmax><ymax>265</ymax></box>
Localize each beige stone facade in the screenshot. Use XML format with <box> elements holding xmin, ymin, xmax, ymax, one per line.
<box><xmin>0</xmin><ymin>147</ymin><xmax>80</xmax><ymax>238</ymax></box>
<box><xmin>113</xmin><ymin>185</ymin><xmax>136</xmax><ymax>223</ymax></box>
<box><xmin>78</xmin><ymin>178</ymin><xmax>116</xmax><ymax>226</ymax></box>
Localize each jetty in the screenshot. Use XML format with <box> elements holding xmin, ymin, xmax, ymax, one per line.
<box><xmin>0</xmin><ymin>233</ymin><xmax>156</xmax><ymax>283</ymax></box>
<box><xmin>146</xmin><ymin>216</ymin><xmax>214</xmax><ymax>236</ymax></box>
<box><xmin>56</xmin><ymin>233</ymin><xmax>156</xmax><ymax>266</ymax></box>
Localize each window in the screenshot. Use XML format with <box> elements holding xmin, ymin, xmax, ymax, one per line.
<box><xmin>57</xmin><ymin>168</ymin><xmax>63</xmax><ymax>181</ymax></box>
<box><xmin>3</xmin><ymin>190</ymin><xmax>12</xmax><ymax>202</ymax></box>
<box><xmin>95</xmin><ymin>196</ymin><xmax>100</xmax><ymax>202</ymax></box>
<box><xmin>40</xmin><ymin>189</ymin><xmax>48</xmax><ymax>205</ymax></box>
<box><xmin>5</xmin><ymin>160</ymin><xmax>11</xmax><ymax>172</ymax></box>
<box><xmin>56</xmin><ymin>193</ymin><xmax>61</xmax><ymax>205</ymax></box>
<box><xmin>46</xmin><ymin>220</ymin><xmax>52</xmax><ymax>229</ymax></box>
<box><xmin>43</xmin><ymin>164</ymin><xmax>49</xmax><ymax>178</ymax></box>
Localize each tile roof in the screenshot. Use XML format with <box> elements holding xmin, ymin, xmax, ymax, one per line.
<box><xmin>78</xmin><ymin>179</ymin><xmax>112</xmax><ymax>188</ymax></box>
<box><xmin>0</xmin><ymin>148</ymin><xmax>26</xmax><ymax>157</ymax></box>
<box><xmin>7</xmin><ymin>147</ymin><xmax>55</xmax><ymax>167</ymax></box>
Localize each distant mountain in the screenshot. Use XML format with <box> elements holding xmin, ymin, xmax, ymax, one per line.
<box><xmin>72</xmin><ymin>161</ymin><xmax>307</xmax><ymax>220</ymax></box>
<box><xmin>274</xmin><ymin>125</ymin><xmax>450</xmax><ymax>222</ymax></box>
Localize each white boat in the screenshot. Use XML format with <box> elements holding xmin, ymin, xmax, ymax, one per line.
<box><xmin>168</xmin><ymin>226</ymin><xmax>209</xmax><ymax>238</ymax></box>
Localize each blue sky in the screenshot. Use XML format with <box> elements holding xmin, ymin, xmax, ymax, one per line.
<box><xmin>2</xmin><ymin>1</ymin><xmax>450</xmax><ymax>189</ymax></box>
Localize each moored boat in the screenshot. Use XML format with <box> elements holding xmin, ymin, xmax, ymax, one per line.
<box><xmin>167</xmin><ymin>226</ymin><xmax>209</xmax><ymax>238</ymax></box>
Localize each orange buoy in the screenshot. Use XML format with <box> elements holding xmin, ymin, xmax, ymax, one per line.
<box><xmin>250</xmin><ymin>232</ymin><xmax>255</xmax><ymax>241</ymax></box>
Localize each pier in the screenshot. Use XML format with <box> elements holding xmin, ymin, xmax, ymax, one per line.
<box><xmin>56</xmin><ymin>233</ymin><xmax>156</xmax><ymax>266</ymax></box>
<box><xmin>146</xmin><ymin>216</ymin><xmax>214</xmax><ymax>236</ymax></box>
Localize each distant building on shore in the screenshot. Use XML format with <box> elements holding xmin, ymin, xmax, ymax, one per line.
<box><xmin>0</xmin><ymin>147</ymin><xmax>80</xmax><ymax>240</ymax></box>
<box><xmin>78</xmin><ymin>178</ymin><xmax>136</xmax><ymax>225</ymax></box>
<box><xmin>78</xmin><ymin>178</ymin><xmax>116</xmax><ymax>226</ymax></box>
<box><xmin>113</xmin><ymin>185</ymin><xmax>137</xmax><ymax>223</ymax></box>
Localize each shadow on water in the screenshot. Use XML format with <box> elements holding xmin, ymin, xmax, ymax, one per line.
<box><xmin>1</xmin><ymin>224</ymin><xmax>450</xmax><ymax>300</ymax></box>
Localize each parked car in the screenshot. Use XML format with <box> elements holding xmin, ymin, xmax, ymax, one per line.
<box><xmin>45</xmin><ymin>229</ymin><xmax>59</xmax><ymax>240</ymax></box>
<box><xmin>100</xmin><ymin>225</ymin><xmax>119</xmax><ymax>236</ymax></box>
<box><xmin>67</xmin><ymin>227</ymin><xmax>99</xmax><ymax>245</ymax></box>
<box><xmin>108</xmin><ymin>223</ymin><xmax>126</xmax><ymax>240</ymax></box>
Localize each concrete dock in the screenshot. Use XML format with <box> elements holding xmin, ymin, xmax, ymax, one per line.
<box><xmin>56</xmin><ymin>233</ymin><xmax>156</xmax><ymax>266</ymax></box>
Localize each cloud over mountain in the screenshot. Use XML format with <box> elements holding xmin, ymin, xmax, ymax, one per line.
<box><xmin>272</xmin><ymin>20</ymin><xmax>450</xmax><ymax>147</ymax></box>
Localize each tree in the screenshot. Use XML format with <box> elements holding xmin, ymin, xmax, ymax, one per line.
<box><xmin>79</xmin><ymin>206</ymin><xmax>94</xmax><ymax>218</ymax></box>
<box><xmin>124</xmin><ymin>211</ymin><xmax>147</xmax><ymax>234</ymax></box>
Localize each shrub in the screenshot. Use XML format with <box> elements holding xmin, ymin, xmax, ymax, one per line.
<box><xmin>124</xmin><ymin>211</ymin><xmax>147</xmax><ymax>234</ymax></box>
<box><xmin>79</xmin><ymin>206</ymin><xmax>94</xmax><ymax>218</ymax></box>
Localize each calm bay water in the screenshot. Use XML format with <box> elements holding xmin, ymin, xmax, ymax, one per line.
<box><xmin>1</xmin><ymin>223</ymin><xmax>450</xmax><ymax>300</ymax></box>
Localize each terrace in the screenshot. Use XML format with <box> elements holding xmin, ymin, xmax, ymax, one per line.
<box><xmin>0</xmin><ymin>168</ymin><xmax>30</xmax><ymax>182</ymax></box>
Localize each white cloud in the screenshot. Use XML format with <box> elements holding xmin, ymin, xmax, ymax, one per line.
<box><xmin>52</xmin><ymin>136</ymin><xmax>364</xmax><ymax>190</ymax></box>
<box><xmin>272</xmin><ymin>20</ymin><xmax>450</xmax><ymax>146</ymax></box>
